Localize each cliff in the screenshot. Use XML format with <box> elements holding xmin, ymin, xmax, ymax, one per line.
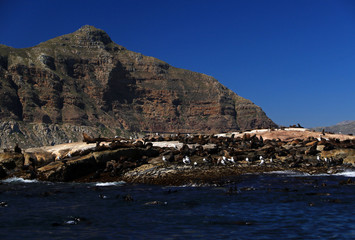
<box><xmin>0</xmin><ymin>25</ymin><xmax>277</xmax><ymax>148</ymax></box>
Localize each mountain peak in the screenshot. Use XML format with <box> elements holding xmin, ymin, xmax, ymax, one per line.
<box><xmin>72</xmin><ymin>25</ymin><xmax>113</xmax><ymax>45</ymax></box>
<box><xmin>36</xmin><ymin>25</ymin><xmax>125</xmax><ymax>51</ymax></box>
<box><xmin>78</xmin><ymin>25</ymin><xmax>101</xmax><ymax>31</ymax></box>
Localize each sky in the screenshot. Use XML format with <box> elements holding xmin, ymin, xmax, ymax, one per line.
<box><xmin>0</xmin><ymin>0</ymin><xmax>354</xmax><ymax>128</ymax></box>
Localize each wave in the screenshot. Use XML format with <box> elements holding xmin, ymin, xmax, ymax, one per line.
<box><xmin>266</xmin><ymin>170</ymin><xmax>307</xmax><ymax>175</ymax></box>
<box><xmin>95</xmin><ymin>181</ymin><xmax>126</xmax><ymax>187</ymax></box>
<box><xmin>266</xmin><ymin>170</ymin><xmax>355</xmax><ymax>178</ymax></box>
<box><xmin>175</xmin><ymin>183</ymin><xmax>218</xmax><ymax>188</ymax></box>
<box><xmin>1</xmin><ymin>177</ymin><xmax>39</xmax><ymax>183</ymax></box>
<box><xmin>335</xmin><ymin>171</ymin><xmax>355</xmax><ymax>178</ymax></box>
<box><xmin>264</xmin><ymin>171</ymin><xmax>313</xmax><ymax>177</ymax></box>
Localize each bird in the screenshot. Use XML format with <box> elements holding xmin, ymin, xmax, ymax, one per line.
<box><xmin>229</xmin><ymin>157</ymin><xmax>235</xmax><ymax>164</ymax></box>
<box><xmin>194</xmin><ymin>162</ymin><xmax>198</xmax><ymax>166</ymax></box>
<box><xmin>245</xmin><ymin>157</ymin><xmax>250</xmax><ymax>163</ymax></box>
<box><xmin>67</xmin><ymin>153</ymin><xmax>72</xmax><ymax>158</ymax></box>
<box><xmin>317</xmin><ymin>135</ymin><xmax>322</xmax><ymax>141</ymax></box>
<box><xmin>203</xmin><ymin>158</ymin><xmax>207</xmax><ymax>163</ymax></box>
<box><xmin>221</xmin><ymin>158</ymin><xmax>226</xmax><ymax>165</ymax></box>
<box><xmin>162</xmin><ymin>156</ymin><xmax>167</xmax><ymax>162</ymax></box>
<box><xmin>269</xmin><ymin>158</ymin><xmax>273</xmax><ymax>163</ymax></box>
<box><xmin>183</xmin><ymin>156</ymin><xmax>190</xmax><ymax>165</ymax></box>
<box><xmin>259</xmin><ymin>156</ymin><xmax>265</xmax><ymax>166</ymax></box>
<box><xmin>317</xmin><ymin>156</ymin><xmax>321</xmax><ymax>161</ymax></box>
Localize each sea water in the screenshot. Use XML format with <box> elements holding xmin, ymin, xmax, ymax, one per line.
<box><xmin>0</xmin><ymin>172</ymin><xmax>354</xmax><ymax>240</ymax></box>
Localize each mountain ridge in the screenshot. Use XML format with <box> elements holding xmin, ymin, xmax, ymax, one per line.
<box><xmin>0</xmin><ymin>25</ymin><xmax>277</xmax><ymax>148</ymax></box>
<box><xmin>311</xmin><ymin>121</ymin><xmax>355</xmax><ymax>135</ymax></box>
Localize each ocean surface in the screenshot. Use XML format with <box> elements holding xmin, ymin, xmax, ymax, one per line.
<box><xmin>1</xmin><ymin>171</ymin><xmax>355</xmax><ymax>240</ymax></box>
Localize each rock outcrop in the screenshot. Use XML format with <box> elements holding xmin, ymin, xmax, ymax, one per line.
<box><xmin>0</xmin><ymin>25</ymin><xmax>277</xmax><ymax>148</ymax></box>
<box><xmin>0</xmin><ymin>120</ymin><xmax>118</xmax><ymax>149</ymax></box>
<box><xmin>0</xmin><ymin>130</ymin><xmax>354</xmax><ymax>185</ymax></box>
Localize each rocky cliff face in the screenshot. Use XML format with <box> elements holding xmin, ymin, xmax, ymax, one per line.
<box><xmin>0</xmin><ymin>25</ymin><xmax>277</xmax><ymax>148</ymax></box>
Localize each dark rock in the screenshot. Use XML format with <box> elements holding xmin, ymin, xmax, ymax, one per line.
<box><xmin>0</xmin><ymin>152</ymin><xmax>24</xmax><ymax>170</ymax></box>
<box><xmin>0</xmin><ymin>166</ymin><xmax>6</xmax><ymax>179</ymax></box>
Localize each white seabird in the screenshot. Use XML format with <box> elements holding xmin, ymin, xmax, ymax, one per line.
<box><xmin>259</xmin><ymin>156</ymin><xmax>265</xmax><ymax>165</ymax></box>
<box><xmin>183</xmin><ymin>156</ymin><xmax>190</xmax><ymax>165</ymax></box>
<box><xmin>245</xmin><ymin>157</ymin><xmax>250</xmax><ymax>163</ymax></box>
<box><xmin>162</xmin><ymin>156</ymin><xmax>167</xmax><ymax>162</ymax></box>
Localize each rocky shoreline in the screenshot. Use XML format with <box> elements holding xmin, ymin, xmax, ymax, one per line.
<box><xmin>0</xmin><ymin>129</ymin><xmax>354</xmax><ymax>186</ymax></box>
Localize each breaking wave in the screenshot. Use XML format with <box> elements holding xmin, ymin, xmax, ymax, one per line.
<box><xmin>95</xmin><ymin>181</ymin><xmax>126</xmax><ymax>187</ymax></box>
<box><xmin>335</xmin><ymin>171</ymin><xmax>355</xmax><ymax>178</ymax></box>
<box><xmin>1</xmin><ymin>177</ymin><xmax>39</xmax><ymax>183</ymax></box>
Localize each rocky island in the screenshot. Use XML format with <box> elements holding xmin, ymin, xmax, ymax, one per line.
<box><xmin>0</xmin><ymin>128</ymin><xmax>354</xmax><ymax>185</ymax></box>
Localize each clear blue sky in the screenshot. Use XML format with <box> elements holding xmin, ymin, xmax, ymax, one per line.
<box><xmin>1</xmin><ymin>0</ymin><xmax>354</xmax><ymax>128</ymax></box>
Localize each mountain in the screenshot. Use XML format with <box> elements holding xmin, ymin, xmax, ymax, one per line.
<box><xmin>0</xmin><ymin>25</ymin><xmax>277</xmax><ymax>148</ymax></box>
<box><xmin>312</xmin><ymin>121</ymin><xmax>355</xmax><ymax>135</ymax></box>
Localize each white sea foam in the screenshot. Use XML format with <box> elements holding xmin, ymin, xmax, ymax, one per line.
<box><xmin>265</xmin><ymin>171</ymin><xmax>311</xmax><ymax>176</ymax></box>
<box><xmin>266</xmin><ymin>171</ymin><xmax>301</xmax><ymax>175</ymax></box>
<box><xmin>95</xmin><ymin>181</ymin><xmax>125</xmax><ymax>187</ymax></box>
<box><xmin>266</xmin><ymin>170</ymin><xmax>355</xmax><ymax>178</ymax></box>
<box><xmin>177</xmin><ymin>183</ymin><xmax>216</xmax><ymax>187</ymax></box>
<box><xmin>1</xmin><ymin>177</ymin><xmax>38</xmax><ymax>183</ymax></box>
<box><xmin>335</xmin><ymin>171</ymin><xmax>355</xmax><ymax>178</ymax></box>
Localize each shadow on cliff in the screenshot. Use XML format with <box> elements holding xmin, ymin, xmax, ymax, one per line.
<box><xmin>102</xmin><ymin>61</ymin><xmax>137</xmax><ymax>111</ymax></box>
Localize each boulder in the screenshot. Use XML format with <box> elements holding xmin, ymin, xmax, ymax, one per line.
<box><xmin>0</xmin><ymin>152</ymin><xmax>24</xmax><ymax>170</ymax></box>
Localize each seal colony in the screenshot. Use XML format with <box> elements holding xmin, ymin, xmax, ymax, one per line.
<box><xmin>0</xmin><ymin>128</ymin><xmax>354</xmax><ymax>186</ymax></box>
